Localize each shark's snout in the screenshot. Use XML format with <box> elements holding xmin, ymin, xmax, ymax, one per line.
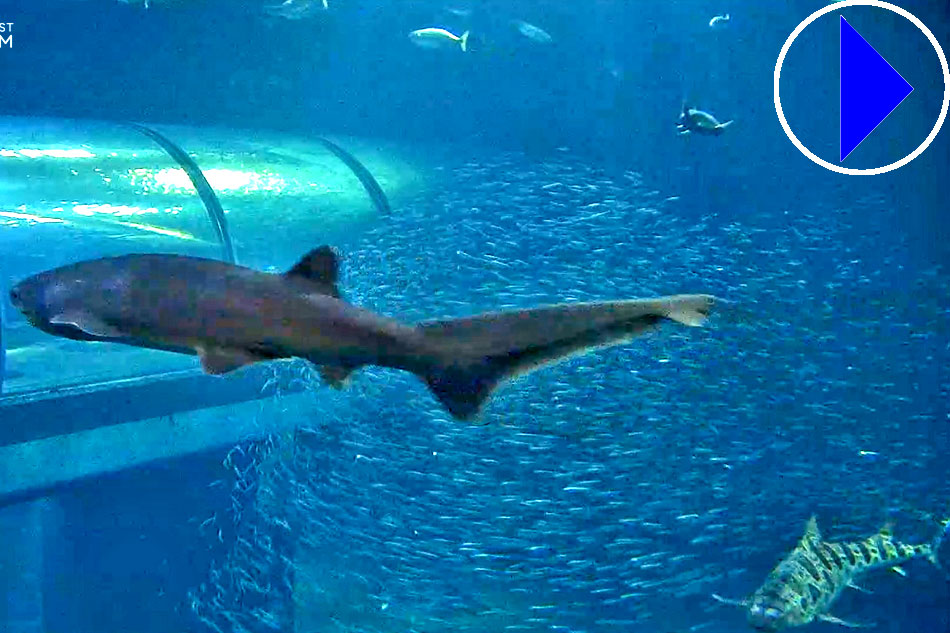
<box><xmin>9</xmin><ymin>282</ymin><xmax>26</xmax><ymax>312</ymax></box>
<box><xmin>748</xmin><ymin>604</ymin><xmax>783</xmax><ymax>631</ymax></box>
<box><xmin>9</xmin><ymin>285</ymin><xmax>19</xmax><ymax>306</ymax></box>
<box><xmin>8</xmin><ymin>277</ymin><xmax>48</xmax><ymax>324</ymax></box>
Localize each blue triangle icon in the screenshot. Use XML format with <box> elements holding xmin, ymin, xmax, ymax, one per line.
<box><xmin>840</xmin><ymin>16</ymin><xmax>913</xmax><ymax>161</ymax></box>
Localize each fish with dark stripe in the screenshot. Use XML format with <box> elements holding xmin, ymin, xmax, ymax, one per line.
<box><xmin>714</xmin><ymin>515</ymin><xmax>950</xmax><ymax>630</ymax></box>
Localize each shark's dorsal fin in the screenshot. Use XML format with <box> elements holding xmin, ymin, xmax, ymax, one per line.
<box><xmin>284</xmin><ymin>245</ymin><xmax>341</xmax><ymax>298</ymax></box>
<box><xmin>804</xmin><ymin>515</ymin><xmax>822</xmax><ymax>541</ymax></box>
<box><xmin>878</xmin><ymin>520</ymin><xmax>894</xmax><ymax>538</ymax></box>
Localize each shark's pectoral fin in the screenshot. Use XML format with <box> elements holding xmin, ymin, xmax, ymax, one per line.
<box><xmin>818</xmin><ymin>614</ymin><xmax>873</xmax><ymax>628</ymax></box>
<box><xmin>711</xmin><ymin>593</ymin><xmax>749</xmax><ymax>608</ymax></box>
<box><xmin>196</xmin><ymin>347</ymin><xmax>257</xmax><ymax>375</ymax></box>
<box><xmin>316</xmin><ymin>362</ymin><xmax>361</xmax><ymax>389</ymax></box>
<box><xmin>49</xmin><ymin>312</ymin><xmax>123</xmax><ymax>338</ymax></box>
<box><xmin>847</xmin><ymin>581</ymin><xmax>872</xmax><ymax>594</ymax></box>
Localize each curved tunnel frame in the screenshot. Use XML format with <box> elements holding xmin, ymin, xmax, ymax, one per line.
<box><xmin>124</xmin><ymin>122</ymin><xmax>237</xmax><ymax>265</ymax></box>
<box><xmin>0</xmin><ymin>122</ymin><xmax>393</xmax><ymax>395</ymax></box>
<box><xmin>314</xmin><ymin>136</ymin><xmax>392</xmax><ymax>217</ymax></box>
<box><xmin>0</xmin><ymin>299</ymin><xmax>5</xmax><ymax>396</ymax></box>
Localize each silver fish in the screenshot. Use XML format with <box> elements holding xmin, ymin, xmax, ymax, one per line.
<box><xmin>709</xmin><ymin>14</ymin><xmax>731</xmax><ymax>29</ymax></box>
<box><xmin>514</xmin><ymin>20</ymin><xmax>552</xmax><ymax>44</ymax></box>
<box><xmin>263</xmin><ymin>0</ymin><xmax>327</xmax><ymax>20</ymax></box>
<box><xmin>677</xmin><ymin>103</ymin><xmax>733</xmax><ymax>136</ymax></box>
<box><xmin>409</xmin><ymin>28</ymin><xmax>470</xmax><ymax>52</ymax></box>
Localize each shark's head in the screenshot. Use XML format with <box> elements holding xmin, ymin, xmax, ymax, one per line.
<box><xmin>712</xmin><ymin>588</ymin><xmax>794</xmax><ymax>633</ymax></box>
<box><xmin>9</xmin><ymin>268</ymin><xmax>101</xmax><ymax>341</ymax></box>
<box><xmin>747</xmin><ymin>576</ymin><xmax>808</xmax><ymax>632</ymax></box>
<box><xmin>747</xmin><ymin>585</ymin><xmax>807</xmax><ymax>632</ymax></box>
<box><xmin>10</xmin><ymin>271</ymin><xmax>56</xmax><ymax>323</ymax></box>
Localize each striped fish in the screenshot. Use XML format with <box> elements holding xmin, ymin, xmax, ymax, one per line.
<box><xmin>714</xmin><ymin>515</ymin><xmax>950</xmax><ymax>630</ymax></box>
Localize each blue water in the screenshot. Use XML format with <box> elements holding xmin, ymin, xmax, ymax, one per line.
<box><xmin>0</xmin><ymin>1</ymin><xmax>948</xmax><ymax>632</ymax></box>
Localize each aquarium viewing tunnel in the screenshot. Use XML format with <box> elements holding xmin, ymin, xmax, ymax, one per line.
<box><xmin>0</xmin><ymin>115</ymin><xmax>431</xmax><ymax>631</ymax></box>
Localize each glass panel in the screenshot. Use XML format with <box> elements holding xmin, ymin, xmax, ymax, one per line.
<box><xmin>0</xmin><ymin>117</ymin><xmax>425</xmax><ymax>394</ymax></box>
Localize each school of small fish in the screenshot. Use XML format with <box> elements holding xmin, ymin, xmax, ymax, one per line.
<box><xmin>42</xmin><ymin>4</ymin><xmax>948</xmax><ymax>630</ymax></box>
<box><xmin>186</xmin><ymin>149</ymin><xmax>950</xmax><ymax>633</ymax></box>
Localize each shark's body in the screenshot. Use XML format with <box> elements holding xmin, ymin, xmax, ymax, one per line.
<box><xmin>715</xmin><ymin>516</ymin><xmax>950</xmax><ymax>630</ymax></box>
<box><xmin>9</xmin><ymin>246</ymin><xmax>715</xmax><ymax>420</ymax></box>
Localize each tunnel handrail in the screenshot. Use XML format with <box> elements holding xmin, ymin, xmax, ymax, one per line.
<box><xmin>0</xmin><ymin>297</ymin><xmax>5</xmax><ymax>396</ymax></box>
<box><xmin>315</xmin><ymin>137</ymin><xmax>392</xmax><ymax>217</ymax></box>
<box><xmin>124</xmin><ymin>122</ymin><xmax>237</xmax><ymax>264</ymax></box>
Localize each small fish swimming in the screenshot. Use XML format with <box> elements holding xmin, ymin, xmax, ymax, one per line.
<box><xmin>677</xmin><ymin>103</ymin><xmax>733</xmax><ymax>136</ymax></box>
<box><xmin>709</xmin><ymin>14</ymin><xmax>731</xmax><ymax>29</ymax></box>
<box><xmin>444</xmin><ymin>6</ymin><xmax>472</xmax><ymax>18</ymax></box>
<box><xmin>263</xmin><ymin>0</ymin><xmax>328</xmax><ymax>20</ymax></box>
<box><xmin>117</xmin><ymin>0</ymin><xmax>187</xmax><ymax>8</ymax></box>
<box><xmin>714</xmin><ymin>515</ymin><xmax>950</xmax><ymax>630</ymax></box>
<box><xmin>409</xmin><ymin>28</ymin><xmax>470</xmax><ymax>52</ymax></box>
<box><xmin>513</xmin><ymin>20</ymin><xmax>552</xmax><ymax>43</ymax></box>
<box><xmin>9</xmin><ymin>245</ymin><xmax>716</xmax><ymax>421</ymax></box>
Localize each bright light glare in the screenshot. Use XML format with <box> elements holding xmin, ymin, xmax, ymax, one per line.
<box><xmin>1</xmin><ymin>148</ymin><xmax>96</xmax><ymax>159</ymax></box>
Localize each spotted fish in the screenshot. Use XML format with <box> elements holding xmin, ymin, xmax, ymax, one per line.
<box><xmin>714</xmin><ymin>515</ymin><xmax>950</xmax><ymax>630</ymax></box>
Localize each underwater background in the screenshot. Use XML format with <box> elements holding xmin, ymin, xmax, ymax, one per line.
<box><xmin>0</xmin><ymin>1</ymin><xmax>948</xmax><ymax>632</ymax></box>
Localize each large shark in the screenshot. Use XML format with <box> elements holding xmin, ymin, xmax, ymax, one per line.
<box><xmin>9</xmin><ymin>246</ymin><xmax>716</xmax><ymax>420</ymax></box>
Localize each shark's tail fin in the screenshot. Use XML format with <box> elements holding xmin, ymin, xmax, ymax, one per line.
<box><xmin>717</xmin><ymin>120</ymin><xmax>735</xmax><ymax>132</ymax></box>
<box><xmin>415</xmin><ymin>294</ymin><xmax>716</xmax><ymax>420</ymax></box>
<box><xmin>459</xmin><ymin>30</ymin><xmax>470</xmax><ymax>52</ymax></box>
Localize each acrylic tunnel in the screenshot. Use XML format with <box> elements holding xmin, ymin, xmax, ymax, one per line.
<box><xmin>0</xmin><ymin>116</ymin><xmax>430</xmax><ymax>501</ymax></box>
<box><xmin>0</xmin><ymin>115</ymin><xmax>430</xmax><ymax>396</ymax></box>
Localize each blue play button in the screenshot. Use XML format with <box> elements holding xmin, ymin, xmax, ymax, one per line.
<box><xmin>840</xmin><ymin>15</ymin><xmax>914</xmax><ymax>161</ymax></box>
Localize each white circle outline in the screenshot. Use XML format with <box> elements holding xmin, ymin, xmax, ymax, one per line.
<box><xmin>774</xmin><ymin>0</ymin><xmax>949</xmax><ymax>175</ymax></box>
